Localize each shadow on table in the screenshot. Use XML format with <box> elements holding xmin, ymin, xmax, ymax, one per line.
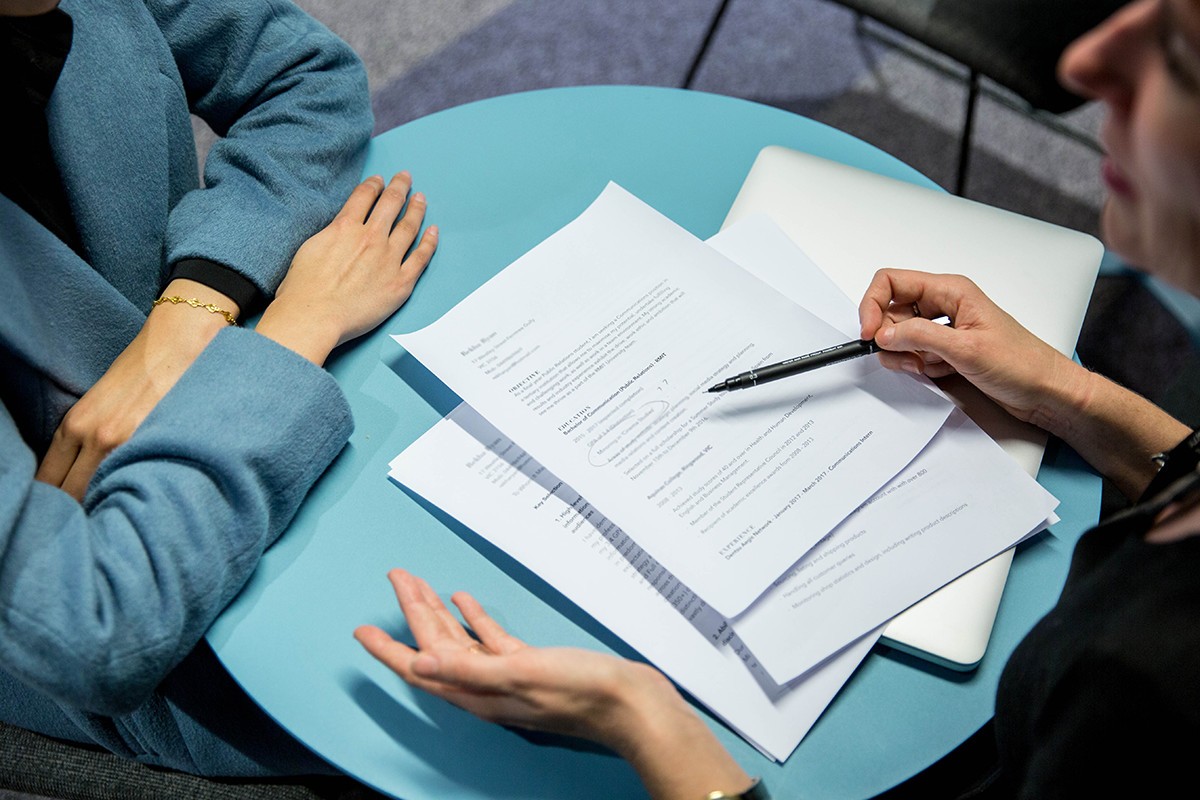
<box><xmin>344</xmin><ymin>675</ymin><xmax>621</xmax><ymax>798</ymax></box>
<box><xmin>386</xmin><ymin>352</ymin><xmax>461</xmax><ymax>418</ymax></box>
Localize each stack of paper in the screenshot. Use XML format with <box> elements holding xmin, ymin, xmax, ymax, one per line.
<box><xmin>386</xmin><ymin>184</ymin><xmax>1058</xmax><ymax>761</ymax></box>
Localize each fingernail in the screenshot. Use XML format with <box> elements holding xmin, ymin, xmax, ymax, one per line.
<box><xmin>412</xmin><ymin>654</ymin><xmax>439</xmax><ymax>676</ymax></box>
<box><xmin>428</xmin><ymin>225</ymin><xmax>439</xmax><ymax>238</ymax></box>
<box><xmin>878</xmin><ymin>326</ymin><xmax>895</xmax><ymax>346</ymax></box>
<box><xmin>413</xmin><ymin>192</ymin><xmax>425</xmax><ymax>203</ymax></box>
<box><xmin>902</xmin><ymin>360</ymin><xmax>922</xmax><ymax>374</ymax></box>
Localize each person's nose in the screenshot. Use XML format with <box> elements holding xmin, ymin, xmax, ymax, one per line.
<box><xmin>1058</xmin><ymin>0</ymin><xmax>1157</xmax><ymax>122</ymax></box>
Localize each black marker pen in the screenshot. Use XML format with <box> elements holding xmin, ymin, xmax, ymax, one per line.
<box><xmin>707</xmin><ymin>316</ymin><xmax>951</xmax><ymax>393</ymax></box>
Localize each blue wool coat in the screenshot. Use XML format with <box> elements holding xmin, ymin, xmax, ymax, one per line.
<box><xmin>0</xmin><ymin>0</ymin><xmax>371</xmax><ymax>776</ymax></box>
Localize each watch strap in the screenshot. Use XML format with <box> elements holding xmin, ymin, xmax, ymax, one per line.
<box><xmin>1142</xmin><ymin>427</ymin><xmax>1200</xmax><ymax>503</ymax></box>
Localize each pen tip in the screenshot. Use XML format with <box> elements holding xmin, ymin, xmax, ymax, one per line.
<box><xmin>706</xmin><ymin>383</ymin><xmax>724</xmax><ymax>393</ymax></box>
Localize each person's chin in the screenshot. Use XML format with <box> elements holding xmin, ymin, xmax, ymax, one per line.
<box><xmin>1098</xmin><ymin>196</ymin><xmax>1148</xmax><ymax>271</ymax></box>
<box><xmin>1103</xmin><ymin>200</ymin><xmax>1200</xmax><ymax>297</ymax></box>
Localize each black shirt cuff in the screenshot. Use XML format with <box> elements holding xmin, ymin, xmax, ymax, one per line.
<box><xmin>167</xmin><ymin>259</ymin><xmax>263</xmax><ymax>316</ymax></box>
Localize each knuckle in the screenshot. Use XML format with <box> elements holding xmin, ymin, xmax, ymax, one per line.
<box><xmin>416</xmin><ymin>236</ymin><xmax>438</xmax><ymax>258</ymax></box>
<box><xmin>952</xmin><ymin>274</ymin><xmax>979</xmax><ymax>292</ymax></box>
<box><xmin>382</xmin><ymin>183</ymin><xmax>409</xmax><ymax>203</ymax></box>
<box><xmin>57</xmin><ymin>416</ymin><xmax>81</xmax><ymax>441</ymax></box>
<box><xmin>392</xmin><ymin>221</ymin><xmax>420</xmax><ymax>245</ymax></box>
<box><xmin>92</xmin><ymin>423</ymin><xmax>127</xmax><ymax>452</ymax></box>
<box><xmin>59</xmin><ymin>409</ymin><xmax>92</xmax><ymax>441</ymax></box>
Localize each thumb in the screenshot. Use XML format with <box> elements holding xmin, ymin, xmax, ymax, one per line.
<box><xmin>410</xmin><ymin>653</ymin><xmax>442</xmax><ymax>678</ymax></box>
<box><xmin>878</xmin><ymin>317</ymin><xmax>960</xmax><ymax>360</ymax></box>
<box><xmin>413</xmin><ymin>651</ymin><xmax>513</xmax><ymax>694</ymax></box>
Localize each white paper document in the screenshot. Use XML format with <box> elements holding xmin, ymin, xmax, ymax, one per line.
<box><xmin>389</xmin><ymin>405</ymin><xmax>878</xmax><ymax>762</ymax></box>
<box><xmin>708</xmin><ymin>214</ymin><xmax>864</xmax><ymax>340</ymax></box>
<box><xmin>730</xmin><ymin>408</ymin><xmax>1056</xmax><ymax>681</ymax></box>
<box><xmin>705</xmin><ymin>216</ymin><xmax>1059</xmax><ymax>681</ymax></box>
<box><xmin>394</xmin><ymin>184</ymin><xmax>953</xmax><ymax>617</ymax></box>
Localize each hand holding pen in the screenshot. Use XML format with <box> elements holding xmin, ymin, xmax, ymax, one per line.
<box><xmin>856</xmin><ymin>269</ymin><xmax>1088</xmax><ymax>427</ymax></box>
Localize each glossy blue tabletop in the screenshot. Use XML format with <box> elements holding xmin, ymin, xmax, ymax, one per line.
<box><xmin>207</xmin><ymin>86</ymin><xmax>1101</xmax><ymax>799</ymax></box>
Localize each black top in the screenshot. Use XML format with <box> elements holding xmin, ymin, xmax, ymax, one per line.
<box><xmin>992</xmin><ymin>491</ymin><xmax>1200</xmax><ymax>797</ymax></box>
<box><xmin>0</xmin><ymin>8</ymin><xmax>260</xmax><ymax>314</ymax></box>
<box><xmin>0</xmin><ymin>9</ymin><xmax>82</xmax><ymax>254</ymax></box>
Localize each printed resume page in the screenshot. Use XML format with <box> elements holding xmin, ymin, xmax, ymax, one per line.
<box><xmin>395</xmin><ymin>184</ymin><xmax>953</xmax><ymax>616</ymax></box>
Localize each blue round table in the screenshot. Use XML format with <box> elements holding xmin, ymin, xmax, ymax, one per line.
<box><xmin>207</xmin><ymin>86</ymin><xmax>1101</xmax><ymax>799</ymax></box>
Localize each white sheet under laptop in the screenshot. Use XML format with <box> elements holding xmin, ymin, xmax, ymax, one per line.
<box><xmin>394</xmin><ymin>183</ymin><xmax>952</xmax><ymax>618</ymax></box>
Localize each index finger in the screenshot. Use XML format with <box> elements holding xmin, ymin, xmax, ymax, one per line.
<box><xmin>355</xmin><ymin>624</ymin><xmax>418</xmax><ymax>676</ymax></box>
<box><xmin>35</xmin><ymin>433</ymin><xmax>81</xmax><ymax>491</ymax></box>
<box><xmin>390</xmin><ymin>570</ymin><xmax>478</xmax><ymax>651</ymax></box>
<box><xmin>366</xmin><ymin>172</ymin><xmax>413</xmax><ymax>233</ymax></box>
<box><xmin>858</xmin><ymin>269</ymin><xmax>963</xmax><ymax>339</ymax></box>
<box><xmin>452</xmin><ymin>592</ymin><xmax>525</xmax><ymax>656</ymax></box>
<box><xmin>387</xmin><ymin>569</ymin><xmax>464</xmax><ymax>650</ymax></box>
<box><xmin>353</xmin><ymin>625</ymin><xmax>492</xmax><ymax>704</ymax></box>
<box><xmin>61</xmin><ymin>447</ymin><xmax>105</xmax><ymax>502</ymax></box>
<box><xmin>334</xmin><ymin>175</ymin><xmax>386</xmax><ymax>224</ymax></box>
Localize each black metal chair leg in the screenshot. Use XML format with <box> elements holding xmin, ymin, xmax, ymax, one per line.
<box><xmin>956</xmin><ymin>70</ymin><xmax>980</xmax><ymax>195</ymax></box>
<box><xmin>683</xmin><ymin>0</ymin><xmax>734</xmax><ymax>89</ymax></box>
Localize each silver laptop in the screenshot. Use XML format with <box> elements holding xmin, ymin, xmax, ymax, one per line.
<box><xmin>722</xmin><ymin>146</ymin><xmax>1102</xmax><ymax>669</ymax></box>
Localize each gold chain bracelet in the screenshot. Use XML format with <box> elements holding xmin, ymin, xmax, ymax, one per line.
<box><xmin>152</xmin><ymin>295</ymin><xmax>237</xmax><ymax>326</ymax></box>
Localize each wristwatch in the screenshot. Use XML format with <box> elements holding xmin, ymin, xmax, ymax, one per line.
<box><xmin>1144</xmin><ymin>427</ymin><xmax>1200</xmax><ymax>502</ymax></box>
<box><xmin>706</xmin><ymin>777</ymin><xmax>770</xmax><ymax>800</ymax></box>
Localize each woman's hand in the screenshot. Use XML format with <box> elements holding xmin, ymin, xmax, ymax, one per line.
<box><xmin>38</xmin><ymin>172</ymin><xmax>435</xmax><ymax>499</ymax></box>
<box><xmin>256</xmin><ymin>172</ymin><xmax>437</xmax><ymax>365</ymax></box>
<box><xmin>859</xmin><ymin>268</ymin><xmax>1190</xmax><ymax>499</ymax></box>
<box><xmin>858</xmin><ymin>269</ymin><xmax>1089</xmax><ymax>430</ymax></box>
<box><xmin>36</xmin><ymin>279</ymin><xmax>235</xmax><ymax>500</ymax></box>
<box><xmin>354</xmin><ymin>569</ymin><xmax>667</xmax><ymax>748</ymax></box>
<box><xmin>355</xmin><ymin>569</ymin><xmax>753</xmax><ymax>800</ymax></box>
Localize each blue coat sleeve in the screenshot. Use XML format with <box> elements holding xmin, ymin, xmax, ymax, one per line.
<box><xmin>146</xmin><ymin>0</ymin><xmax>374</xmax><ymax>295</ymax></box>
<box><xmin>0</xmin><ymin>329</ymin><xmax>352</xmax><ymax>716</ymax></box>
